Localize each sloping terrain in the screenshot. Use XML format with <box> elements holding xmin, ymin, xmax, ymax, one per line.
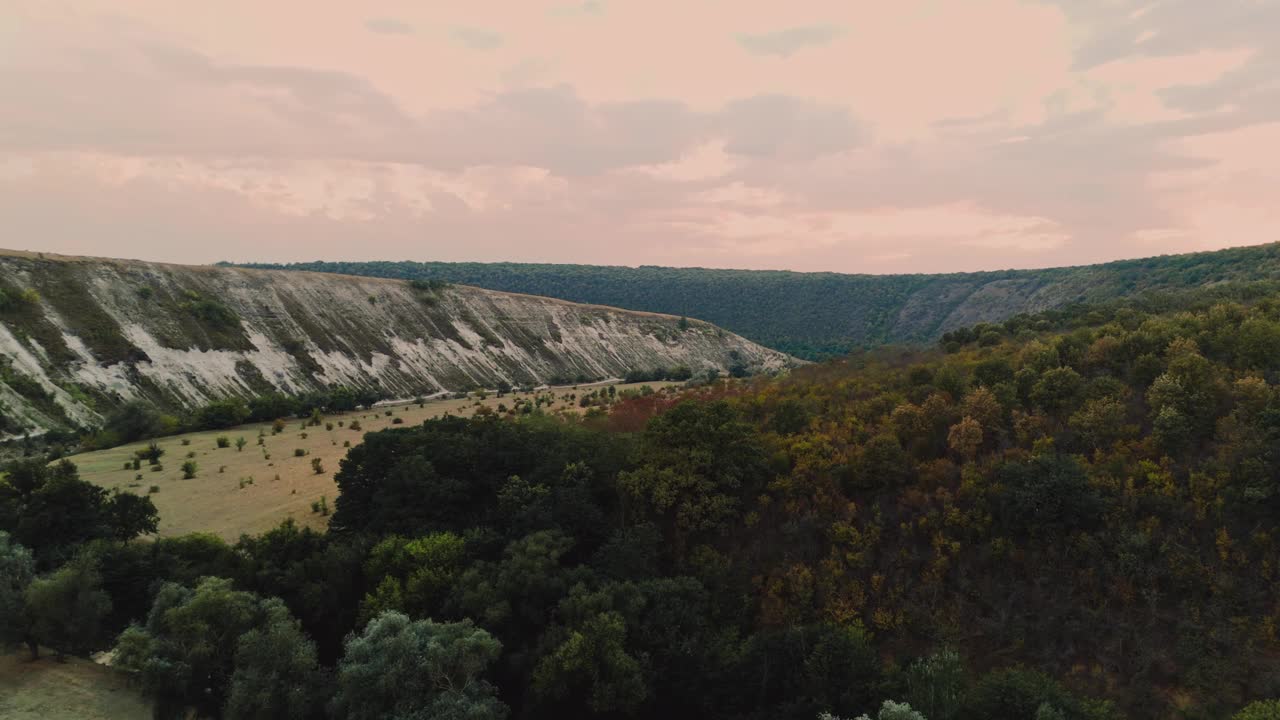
<box><xmin>0</xmin><ymin>250</ymin><xmax>794</xmax><ymax>435</ymax></box>
<box><xmin>240</xmin><ymin>242</ymin><xmax>1280</xmax><ymax>358</ymax></box>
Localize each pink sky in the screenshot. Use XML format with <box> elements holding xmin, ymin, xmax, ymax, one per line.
<box><xmin>2</xmin><ymin>0</ymin><xmax>1277</xmax><ymax>273</ymax></box>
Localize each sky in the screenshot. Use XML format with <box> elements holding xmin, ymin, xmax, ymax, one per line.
<box><xmin>1</xmin><ymin>1</ymin><xmax>1277</xmax><ymax>274</ymax></box>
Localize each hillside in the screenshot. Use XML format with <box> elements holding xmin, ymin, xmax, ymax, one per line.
<box><xmin>8</xmin><ymin>281</ymin><xmax>1280</xmax><ymax>719</ymax></box>
<box><xmin>237</xmin><ymin>242</ymin><xmax>1280</xmax><ymax>359</ymax></box>
<box><xmin>0</xmin><ymin>251</ymin><xmax>794</xmax><ymax>436</ymax></box>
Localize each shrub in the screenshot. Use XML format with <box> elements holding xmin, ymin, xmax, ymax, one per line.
<box><xmin>272</xmin><ymin>419</ymin><xmax>286</xmax><ymax>434</ymax></box>
<box><xmin>294</xmin><ymin>448</ymin><xmax>306</xmax><ymax>457</ymax></box>
<box><xmin>235</xmin><ymin>437</ymin><xmax>247</xmax><ymax>451</ymax></box>
<box><xmin>181</xmin><ymin>460</ymin><xmax>197</xmax><ymax>479</ymax></box>
<box><xmin>349</xmin><ymin>421</ymin><xmax>362</xmax><ymax>431</ymax></box>
<box><xmin>136</xmin><ymin>441</ymin><xmax>164</xmax><ymax>465</ymax></box>
<box><xmin>215</xmin><ymin>436</ymin><xmax>230</xmax><ymax>448</ymax></box>
<box><xmin>150</xmin><ymin>464</ymin><xmax>164</xmax><ymax>472</ymax></box>
<box><xmin>181</xmin><ymin>438</ymin><xmax>191</xmax><ymax>446</ymax></box>
<box><xmin>148</xmin><ymin>485</ymin><xmax>160</xmax><ymax>494</ymax></box>
<box><xmin>311</xmin><ymin>458</ymin><xmax>325</xmax><ymax>475</ymax></box>
<box><xmin>391</xmin><ymin>417</ymin><xmax>404</xmax><ymax>425</ymax></box>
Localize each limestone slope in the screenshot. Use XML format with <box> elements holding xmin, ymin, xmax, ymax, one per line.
<box><xmin>0</xmin><ymin>250</ymin><xmax>796</xmax><ymax>434</ymax></box>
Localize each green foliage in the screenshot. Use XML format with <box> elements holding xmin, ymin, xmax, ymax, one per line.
<box><xmin>115</xmin><ymin>577</ymin><xmax>307</xmax><ymax>719</ymax></box>
<box><xmin>181</xmin><ymin>460</ymin><xmax>198</xmax><ymax>479</ymax></box>
<box><xmin>330</xmin><ymin>611</ymin><xmax>507</xmax><ymax>720</ymax></box>
<box><xmin>224</xmin><ymin>600</ymin><xmax>325</xmax><ymax>720</ymax></box>
<box><xmin>197</xmin><ymin>397</ymin><xmax>251</xmax><ymax>429</ymax></box>
<box><xmin>0</xmin><ymin>459</ymin><xmax>157</xmax><ymax>566</ymax></box>
<box><xmin>994</xmin><ymin>456</ymin><xmax>1104</xmax><ymax>538</ymax></box>
<box><xmin>905</xmin><ymin>648</ymin><xmax>965</xmax><ymax>720</ymax></box>
<box><xmin>532</xmin><ymin>610</ymin><xmax>647</xmax><ymax>714</ymax></box>
<box><xmin>1234</xmin><ymin>699</ymin><xmax>1280</xmax><ymax>720</ymax></box>
<box><xmin>0</xmin><ymin>531</ymin><xmax>35</xmax><ymax>653</ymax></box>
<box><xmin>182</xmin><ymin>295</ymin><xmax>240</xmax><ymax>328</ymax></box>
<box><xmin>619</xmin><ymin>400</ymin><xmax>766</xmax><ymax>548</ymax></box>
<box><xmin>24</xmin><ymin>553</ymin><xmax>111</xmax><ymax>658</ymax></box>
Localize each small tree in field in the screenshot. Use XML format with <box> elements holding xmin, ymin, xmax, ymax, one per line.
<box><xmin>136</xmin><ymin>441</ymin><xmax>164</xmax><ymax>466</ymax></box>
<box><xmin>182</xmin><ymin>460</ymin><xmax>198</xmax><ymax>479</ymax></box>
<box><xmin>235</xmin><ymin>436</ymin><xmax>247</xmax><ymax>452</ymax></box>
<box><xmin>311</xmin><ymin>458</ymin><xmax>325</xmax><ymax>475</ymax></box>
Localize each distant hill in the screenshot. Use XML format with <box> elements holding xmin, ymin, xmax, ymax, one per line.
<box><xmin>0</xmin><ymin>250</ymin><xmax>794</xmax><ymax>436</ymax></box>
<box><xmin>236</xmin><ymin>242</ymin><xmax>1280</xmax><ymax>359</ymax></box>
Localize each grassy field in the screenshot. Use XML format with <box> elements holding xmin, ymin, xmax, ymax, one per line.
<box><xmin>0</xmin><ymin>651</ymin><xmax>150</xmax><ymax>719</ymax></box>
<box><xmin>69</xmin><ymin>381</ymin><xmax>673</xmax><ymax>540</ymax></box>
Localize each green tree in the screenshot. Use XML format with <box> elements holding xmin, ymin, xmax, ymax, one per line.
<box><xmin>1234</xmin><ymin>699</ymin><xmax>1280</xmax><ymax>720</ymax></box>
<box><xmin>330</xmin><ymin>611</ymin><xmax>507</xmax><ymax>720</ymax></box>
<box><xmin>532</xmin><ymin>611</ymin><xmax>648</xmax><ymax>714</ymax></box>
<box><xmin>1068</xmin><ymin>397</ymin><xmax>1132</xmax><ymax>452</ymax></box>
<box><xmin>0</xmin><ymin>459</ymin><xmax>156</xmax><ymax>566</ymax></box>
<box><xmin>620</xmin><ymin>400</ymin><xmax>765</xmax><ymax>550</ymax></box>
<box><xmin>995</xmin><ymin>456</ymin><xmax>1104</xmax><ymax>538</ymax></box>
<box><xmin>361</xmin><ymin>532</ymin><xmax>467</xmax><ymax>622</ymax></box>
<box><xmin>116</xmin><ymin>577</ymin><xmax>288</xmax><ymax>719</ymax></box>
<box><xmin>224</xmin><ymin>600</ymin><xmax>326</xmax><ymax>720</ymax></box>
<box><xmin>1030</xmin><ymin>367</ymin><xmax>1084</xmax><ymax>416</ymax></box>
<box><xmin>0</xmin><ymin>532</ymin><xmax>36</xmax><ymax>658</ymax></box>
<box><xmin>25</xmin><ymin>554</ymin><xmax>111</xmax><ymax>659</ymax></box>
<box><xmin>905</xmin><ymin>647</ymin><xmax>966</xmax><ymax>720</ymax></box>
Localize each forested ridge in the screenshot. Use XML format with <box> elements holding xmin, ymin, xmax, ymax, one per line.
<box><xmin>7</xmin><ymin>282</ymin><xmax>1280</xmax><ymax>719</ymax></box>
<box><xmin>234</xmin><ymin>241</ymin><xmax>1280</xmax><ymax>359</ymax></box>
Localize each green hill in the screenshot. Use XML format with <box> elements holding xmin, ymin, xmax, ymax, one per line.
<box><xmin>234</xmin><ymin>242</ymin><xmax>1280</xmax><ymax>359</ymax></box>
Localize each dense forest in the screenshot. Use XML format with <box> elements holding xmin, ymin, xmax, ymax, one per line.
<box><xmin>7</xmin><ymin>281</ymin><xmax>1280</xmax><ymax>719</ymax></box>
<box><xmin>234</xmin><ymin>242</ymin><xmax>1280</xmax><ymax>359</ymax></box>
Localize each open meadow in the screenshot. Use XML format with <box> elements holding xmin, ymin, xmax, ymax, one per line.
<box><xmin>0</xmin><ymin>651</ymin><xmax>150</xmax><ymax>720</ymax></box>
<box><xmin>68</xmin><ymin>381</ymin><xmax>673</xmax><ymax>540</ymax></box>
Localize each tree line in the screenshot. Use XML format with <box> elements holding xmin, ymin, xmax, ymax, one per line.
<box><xmin>232</xmin><ymin>242</ymin><xmax>1280</xmax><ymax>359</ymax></box>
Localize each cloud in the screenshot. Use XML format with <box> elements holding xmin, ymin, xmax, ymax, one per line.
<box><xmin>451</xmin><ymin>27</ymin><xmax>504</xmax><ymax>51</ymax></box>
<box><xmin>4</xmin><ymin>0</ymin><xmax>1280</xmax><ymax>274</ymax></box>
<box><xmin>736</xmin><ymin>25</ymin><xmax>842</xmax><ymax>58</ymax></box>
<box><xmin>717</xmin><ymin>95</ymin><xmax>865</xmax><ymax>160</ymax></box>
<box><xmin>550</xmin><ymin>1</ymin><xmax>605</xmax><ymax>17</ymax></box>
<box><xmin>364</xmin><ymin>18</ymin><xmax>414</xmax><ymax>35</ymax></box>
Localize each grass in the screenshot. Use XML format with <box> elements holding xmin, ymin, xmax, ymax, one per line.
<box><xmin>0</xmin><ymin>650</ymin><xmax>150</xmax><ymax>720</ymax></box>
<box><xmin>68</xmin><ymin>381</ymin><xmax>673</xmax><ymax>540</ymax></box>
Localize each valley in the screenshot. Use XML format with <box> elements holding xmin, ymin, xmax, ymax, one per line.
<box><xmin>245</xmin><ymin>242</ymin><xmax>1280</xmax><ymax>358</ymax></box>
<box><xmin>69</xmin><ymin>381</ymin><xmax>675</xmax><ymax>540</ymax></box>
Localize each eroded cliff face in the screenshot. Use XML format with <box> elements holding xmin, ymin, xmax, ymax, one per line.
<box><xmin>0</xmin><ymin>251</ymin><xmax>796</xmax><ymax>435</ymax></box>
